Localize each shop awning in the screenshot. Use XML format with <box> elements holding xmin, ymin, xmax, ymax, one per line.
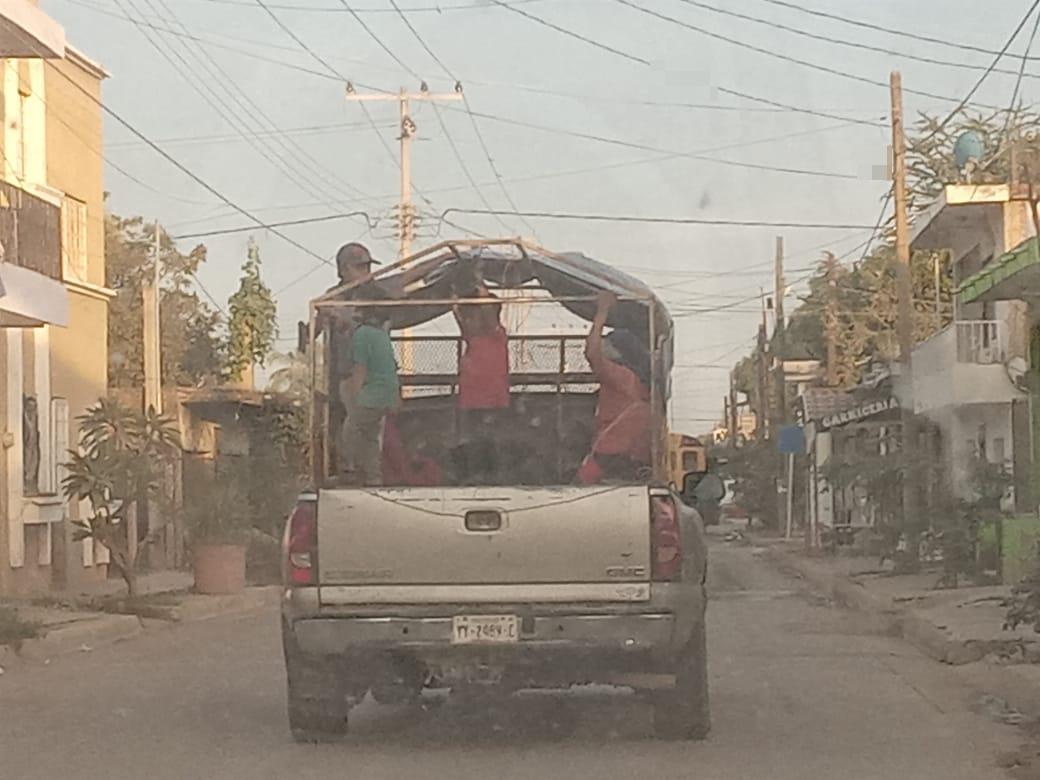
<box><xmin>0</xmin><ymin>263</ymin><xmax>68</xmax><ymax>327</ymax></box>
<box><xmin>958</xmin><ymin>236</ymin><xmax>1040</xmax><ymax>306</ymax></box>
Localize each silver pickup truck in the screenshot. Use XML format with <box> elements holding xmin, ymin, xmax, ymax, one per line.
<box><xmin>281</xmin><ymin>241</ymin><xmax>710</xmax><ymax>741</ymax></box>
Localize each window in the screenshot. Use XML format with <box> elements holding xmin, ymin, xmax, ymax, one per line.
<box><xmin>62</xmin><ymin>196</ymin><xmax>88</xmax><ymax>282</ymax></box>
<box><xmin>992</xmin><ymin>437</ymin><xmax>1006</xmax><ymax>465</ymax></box>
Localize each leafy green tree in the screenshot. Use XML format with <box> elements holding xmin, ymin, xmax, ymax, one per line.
<box><xmin>106</xmin><ymin>214</ymin><xmax>225</xmax><ymax>389</ymax></box>
<box><xmin>62</xmin><ymin>399</ymin><xmax>181</xmax><ymax>597</ymax></box>
<box><xmin>226</xmin><ymin>240</ymin><xmax>278</xmax><ymax>382</ymax></box>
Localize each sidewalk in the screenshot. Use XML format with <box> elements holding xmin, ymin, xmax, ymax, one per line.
<box><xmin>1</xmin><ymin>569</ymin><xmax>280</xmax><ymax>668</ymax></box>
<box><xmin>764</xmin><ymin>539</ymin><xmax>1040</xmax><ymax>666</ymax></box>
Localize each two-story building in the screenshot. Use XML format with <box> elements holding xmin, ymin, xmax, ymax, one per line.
<box><xmin>907</xmin><ymin>184</ymin><xmax>1033</xmax><ymax>508</ymax></box>
<box><xmin>0</xmin><ymin>1</ymin><xmax>112</xmax><ymax>596</ymax></box>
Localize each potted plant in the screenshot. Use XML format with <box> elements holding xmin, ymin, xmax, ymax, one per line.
<box><xmin>186</xmin><ymin>475</ymin><xmax>252</xmax><ymax>595</ymax></box>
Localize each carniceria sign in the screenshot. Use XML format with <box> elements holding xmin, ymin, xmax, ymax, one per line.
<box><xmin>819</xmin><ymin>397</ymin><xmax>899</xmax><ymax>430</ymax></box>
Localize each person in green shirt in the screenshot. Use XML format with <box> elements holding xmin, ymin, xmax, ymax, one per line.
<box><xmin>343</xmin><ymin>305</ymin><xmax>400</xmax><ymax>486</ymax></box>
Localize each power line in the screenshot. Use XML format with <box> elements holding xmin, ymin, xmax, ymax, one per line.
<box><xmin>922</xmin><ymin>0</ymin><xmax>1040</xmax><ymax>143</ymax></box>
<box><xmin>108</xmin><ymin>119</ymin><xmax>392</xmax><ymax>148</ymax></box>
<box><xmin>193</xmin><ymin>0</ymin><xmax>551</xmax><ymax>13</ymax></box>
<box><xmin>145</xmin><ymin>0</ymin><xmax>369</xmax><ymax>204</ymax></box>
<box><xmin>438</xmin><ymin>208</ymin><xmax>878</xmax><ymax>230</ymax></box>
<box><xmin>679</xmin><ymin>0</ymin><xmax>1040</xmax><ymax>81</ymax></box>
<box><xmin>486</xmin><ymin>0</ymin><xmax>649</xmax><ymax>66</ymax></box>
<box><xmin>45</xmin><ymin>55</ymin><xmax>333</xmax><ymax>266</ymax></box>
<box><xmin>452</xmin><ymin>106</ymin><xmax>866</xmax><ymax>179</ymax></box>
<box><xmin>171</xmin><ymin>211</ymin><xmax>375</xmax><ymax>239</ymax></box>
<box><xmin>758</xmin><ymin>0</ymin><xmax>1040</xmax><ymax>62</ymax></box>
<box><xmin>612</xmin><ymin>0</ymin><xmax>1004</xmax><ymax>110</ymax></box>
<box><xmin>336</xmin><ymin>0</ymin><xmax>421</xmax><ymax>78</ymax></box>
<box><xmin>1006</xmin><ymin>6</ymin><xmax>1040</xmax><ymax>134</ymax></box>
<box><xmin>718</xmin><ymin>87</ymin><xmax>886</xmax><ymax>127</ymax></box>
<box><xmin>119</xmin><ymin>0</ymin><xmax>355</xmax><ymax>210</ymax></box>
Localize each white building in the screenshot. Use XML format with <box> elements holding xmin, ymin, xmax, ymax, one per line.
<box><xmin>909</xmin><ymin>184</ymin><xmax>1031</xmax><ymax>505</ymax></box>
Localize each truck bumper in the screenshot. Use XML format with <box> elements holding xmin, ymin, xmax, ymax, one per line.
<box><xmin>293</xmin><ymin>612</ymin><xmax>676</xmax><ymax>655</ymax></box>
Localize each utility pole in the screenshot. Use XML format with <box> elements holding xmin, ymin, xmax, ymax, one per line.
<box><xmin>345</xmin><ymin>83</ymin><xmax>463</xmax><ymax>260</ymax></box>
<box><xmin>142</xmin><ymin>219</ymin><xmax>162</xmax><ymax>414</ymax></box>
<box><xmin>774</xmin><ymin>237</ymin><xmax>790</xmax><ymax>538</ymax></box>
<box><xmin>891</xmin><ymin>71</ymin><xmax>920</xmax><ymax>555</ymax></box>
<box><xmin>728</xmin><ymin>372</ymin><xmax>739</xmax><ymax>447</ymax></box>
<box><xmin>824</xmin><ymin>253</ymin><xmax>839</xmax><ymax>386</ymax></box>
<box><xmin>756</xmin><ymin>290</ymin><xmax>769</xmax><ymax>442</ymax></box>
<box><xmin>345</xmin><ymin>83</ymin><xmax>463</xmax><ymax>378</ymax></box>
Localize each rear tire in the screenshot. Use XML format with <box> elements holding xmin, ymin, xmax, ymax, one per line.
<box><xmin>652</xmin><ymin>622</ymin><xmax>710</xmax><ymax>740</ymax></box>
<box><xmin>283</xmin><ymin>621</ymin><xmax>351</xmax><ymax>742</ymax></box>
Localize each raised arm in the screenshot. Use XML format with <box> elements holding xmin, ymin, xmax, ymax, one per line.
<box><xmin>585</xmin><ymin>291</ymin><xmax>617</xmax><ymax>373</ymax></box>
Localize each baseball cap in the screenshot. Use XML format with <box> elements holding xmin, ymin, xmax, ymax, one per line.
<box><xmin>335</xmin><ymin>242</ymin><xmax>381</xmax><ymax>268</ymax></box>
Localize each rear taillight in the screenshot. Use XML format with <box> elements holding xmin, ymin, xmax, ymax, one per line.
<box><xmin>286</xmin><ymin>499</ymin><xmax>317</xmax><ymax>586</ymax></box>
<box><xmin>651</xmin><ymin>495</ymin><xmax>682</xmax><ymax>581</ymax></box>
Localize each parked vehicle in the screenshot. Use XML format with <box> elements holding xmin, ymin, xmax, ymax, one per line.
<box><xmin>281</xmin><ymin>240</ymin><xmax>710</xmax><ymax>741</ymax></box>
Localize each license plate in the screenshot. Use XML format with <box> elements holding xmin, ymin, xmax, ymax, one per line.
<box><xmin>451</xmin><ymin>615</ymin><xmax>520</xmax><ymax>645</ymax></box>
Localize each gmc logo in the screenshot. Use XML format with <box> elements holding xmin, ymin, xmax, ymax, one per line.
<box><xmin>606</xmin><ymin>565</ymin><xmax>647</xmax><ymax>578</ymax></box>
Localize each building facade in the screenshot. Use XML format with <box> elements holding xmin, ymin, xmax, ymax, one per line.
<box><xmin>0</xmin><ymin>1</ymin><xmax>111</xmax><ymax>596</ymax></box>
<box><xmin>908</xmin><ymin>184</ymin><xmax>1032</xmax><ymax>507</ymax></box>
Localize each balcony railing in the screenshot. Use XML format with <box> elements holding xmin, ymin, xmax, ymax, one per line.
<box><xmin>0</xmin><ymin>180</ymin><xmax>62</xmax><ymax>281</ymax></box>
<box><xmin>955</xmin><ymin>320</ymin><xmax>1006</xmax><ymax>365</ymax></box>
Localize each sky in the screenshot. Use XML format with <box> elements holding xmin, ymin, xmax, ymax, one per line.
<box><xmin>39</xmin><ymin>0</ymin><xmax>1040</xmax><ymax>433</ymax></box>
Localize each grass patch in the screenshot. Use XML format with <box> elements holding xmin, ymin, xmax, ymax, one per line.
<box><xmin>0</xmin><ymin>605</ymin><xmax>41</xmax><ymax>646</ymax></box>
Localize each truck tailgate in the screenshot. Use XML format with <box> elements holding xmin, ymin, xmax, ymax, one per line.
<box><xmin>316</xmin><ymin>486</ymin><xmax>651</xmax><ymax>604</ymax></box>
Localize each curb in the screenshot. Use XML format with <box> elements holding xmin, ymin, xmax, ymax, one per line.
<box><xmin>764</xmin><ymin>545</ymin><xmax>986</xmax><ymax>665</ymax></box>
<box><xmin>8</xmin><ymin>613</ymin><xmax>143</xmax><ymax>664</ymax></box>
<box><xmin>157</xmin><ymin>586</ymin><xmax>281</xmax><ymax>623</ymax></box>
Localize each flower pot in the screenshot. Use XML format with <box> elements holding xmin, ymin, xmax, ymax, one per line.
<box><xmin>193</xmin><ymin>544</ymin><xmax>246</xmax><ymax>595</ymax></box>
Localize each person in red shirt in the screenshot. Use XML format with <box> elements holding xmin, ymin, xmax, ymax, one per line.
<box><xmin>577</xmin><ymin>291</ymin><xmax>652</xmax><ymax>484</ymax></box>
<box><xmin>382</xmin><ymin>414</ymin><xmax>443</xmax><ymax>487</ymax></box>
<box><xmin>453</xmin><ymin>278</ymin><xmax>510</xmax><ymax>484</ymax></box>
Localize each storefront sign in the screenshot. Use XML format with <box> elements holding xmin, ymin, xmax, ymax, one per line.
<box><xmin>819</xmin><ymin>397</ymin><xmax>899</xmax><ymax>430</ymax></box>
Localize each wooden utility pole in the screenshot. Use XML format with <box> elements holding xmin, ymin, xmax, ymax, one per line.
<box><xmin>824</xmin><ymin>253</ymin><xmax>839</xmax><ymax>386</ymax></box>
<box><xmin>728</xmin><ymin>372</ymin><xmax>739</xmax><ymax>447</ymax></box>
<box><xmin>142</xmin><ymin>219</ymin><xmax>162</xmax><ymax>414</ymax></box>
<box><xmin>774</xmin><ymin>236</ymin><xmax>786</xmax><ymax>421</ymax></box>
<box><xmin>756</xmin><ymin>290</ymin><xmax>770</xmax><ymax>441</ymax></box>
<box><xmin>891</xmin><ymin>71</ymin><xmax>920</xmax><ymax>548</ymax></box>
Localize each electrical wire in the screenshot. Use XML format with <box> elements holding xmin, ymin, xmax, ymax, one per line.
<box><xmin>920</xmin><ymin>0</ymin><xmax>1040</xmax><ymax>144</ymax></box>
<box><xmin>450</xmin><ymin>106</ymin><xmax>864</xmax><ymax>180</ymax></box>
<box><xmin>486</xmin><ymin>0</ymin><xmax>649</xmax><ymax>66</ymax></box>
<box><xmin>336</xmin><ymin>0</ymin><xmax>421</xmax><ymax>79</ymax></box>
<box><xmin>1006</xmin><ymin>6</ymin><xmax>1040</xmax><ymax>135</ymax></box>
<box><xmin>171</xmin><ymin>211</ymin><xmax>376</xmax><ymax>239</ymax></box>
<box><xmin>717</xmin><ymin>87</ymin><xmax>886</xmax><ymax>128</ymax></box>
<box><xmin>679</xmin><ymin>0</ymin><xmax>1040</xmax><ymax>81</ymax></box>
<box><xmin>758</xmin><ymin>0</ymin><xmax>1040</xmax><ymax>63</ymax></box>
<box><xmin>119</xmin><ymin>0</ymin><xmax>354</xmax><ymax>211</ymax></box>
<box><xmin>439</xmin><ymin>208</ymin><xmax>877</xmax><ymax>230</ymax></box>
<box><xmin>45</xmin><ymin>58</ymin><xmax>334</xmax><ymax>266</ymax></box>
<box><xmin>612</xmin><ymin>0</ymin><xmax>1004</xmax><ymax>110</ymax></box>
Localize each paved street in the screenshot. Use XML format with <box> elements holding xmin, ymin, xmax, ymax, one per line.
<box><xmin>0</xmin><ymin>531</ymin><xmax>1029</xmax><ymax>780</ymax></box>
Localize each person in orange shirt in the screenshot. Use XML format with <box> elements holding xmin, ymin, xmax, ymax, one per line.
<box><xmin>577</xmin><ymin>291</ymin><xmax>652</xmax><ymax>484</ymax></box>
<box><xmin>452</xmin><ymin>277</ymin><xmax>511</xmax><ymax>484</ymax></box>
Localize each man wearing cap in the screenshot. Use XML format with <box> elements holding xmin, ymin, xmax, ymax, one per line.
<box><xmin>321</xmin><ymin>243</ymin><xmax>398</xmax><ymax>476</ymax></box>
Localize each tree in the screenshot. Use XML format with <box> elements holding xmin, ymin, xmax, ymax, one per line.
<box><xmin>226</xmin><ymin>239</ymin><xmax>277</xmax><ymax>382</ymax></box>
<box><xmin>107</xmin><ymin>214</ymin><xmax>225</xmax><ymax>389</ymax></box>
<box><xmin>62</xmin><ymin>399</ymin><xmax>181</xmax><ymax>597</ymax></box>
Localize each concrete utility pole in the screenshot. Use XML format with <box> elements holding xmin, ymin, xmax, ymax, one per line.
<box><xmin>891</xmin><ymin>71</ymin><xmax>920</xmax><ymax>551</ymax></box>
<box><xmin>142</xmin><ymin>219</ymin><xmax>162</xmax><ymax>414</ymax></box>
<box><xmin>756</xmin><ymin>291</ymin><xmax>769</xmax><ymax>442</ymax></box>
<box><xmin>345</xmin><ymin>83</ymin><xmax>463</xmax><ymax>260</ymax></box>
<box><xmin>345</xmin><ymin>84</ymin><xmax>463</xmax><ymax>378</ymax></box>
<box><xmin>774</xmin><ymin>236</ymin><xmax>786</xmax><ymax>421</ymax></box>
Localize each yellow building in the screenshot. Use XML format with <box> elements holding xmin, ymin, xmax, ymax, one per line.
<box><xmin>0</xmin><ymin>1</ymin><xmax>111</xmax><ymax>595</ymax></box>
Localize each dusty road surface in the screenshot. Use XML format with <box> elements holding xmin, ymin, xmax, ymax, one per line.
<box><xmin>0</xmin><ymin>530</ymin><xmax>1029</xmax><ymax>779</ymax></box>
